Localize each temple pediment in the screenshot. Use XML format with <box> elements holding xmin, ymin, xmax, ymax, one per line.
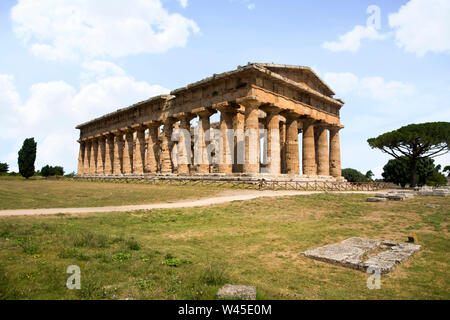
<box><xmin>256</xmin><ymin>63</ymin><xmax>335</xmax><ymax>97</ymax></box>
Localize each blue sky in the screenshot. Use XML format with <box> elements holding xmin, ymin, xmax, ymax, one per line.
<box><xmin>1</xmin><ymin>0</ymin><xmax>449</xmax><ymax>176</ymax></box>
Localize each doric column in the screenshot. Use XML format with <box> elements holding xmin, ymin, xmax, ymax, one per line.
<box><xmin>315</xmin><ymin>124</ymin><xmax>330</xmax><ymax>176</ymax></box>
<box><xmin>218</xmin><ymin>110</ymin><xmax>234</xmax><ymax>174</ymax></box>
<box><xmin>133</xmin><ymin>126</ymin><xmax>146</xmax><ymax>175</ymax></box>
<box><xmin>177</xmin><ymin>115</ymin><xmax>194</xmax><ymax>175</ymax></box>
<box><xmin>146</xmin><ymin>123</ymin><xmax>160</xmax><ymax>174</ymax></box>
<box><xmin>241</xmin><ymin>99</ymin><xmax>260</xmax><ymax>174</ymax></box>
<box><xmin>113</xmin><ymin>132</ymin><xmax>124</xmax><ymax>175</ymax></box>
<box><xmin>285</xmin><ymin>114</ymin><xmax>300</xmax><ymax>175</ymax></box>
<box><xmin>104</xmin><ymin>134</ymin><xmax>114</xmax><ymax>175</ymax></box>
<box><xmin>84</xmin><ymin>140</ymin><xmax>91</xmax><ymax>175</ymax></box>
<box><xmin>96</xmin><ymin>136</ymin><xmax>105</xmax><ymax>175</ymax></box>
<box><xmin>302</xmin><ymin>119</ymin><xmax>317</xmax><ymax>175</ymax></box>
<box><xmin>233</xmin><ymin>111</ymin><xmax>245</xmax><ymax>173</ymax></box>
<box><xmin>122</xmin><ymin>130</ymin><xmax>134</xmax><ymax>174</ymax></box>
<box><xmin>279</xmin><ymin>120</ymin><xmax>286</xmax><ymax>174</ymax></box>
<box><xmin>329</xmin><ymin>126</ymin><xmax>342</xmax><ymax>178</ymax></box>
<box><xmin>265</xmin><ymin>110</ymin><xmax>281</xmax><ymax>175</ymax></box>
<box><xmin>161</xmin><ymin>118</ymin><xmax>175</xmax><ymax>174</ymax></box>
<box><xmin>77</xmin><ymin>141</ymin><xmax>85</xmax><ymax>176</ymax></box>
<box><xmin>171</xmin><ymin>122</ymin><xmax>179</xmax><ymax>171</ymax></box>
<box><xmin>194</xmin><ymin>110</ymin><xmax>215</xmax><ymax>174</ymax></box>
<box><xmin>91</xmin><ymin>139</ymin><xmax>98</xmax><ymax>175</ymax></box>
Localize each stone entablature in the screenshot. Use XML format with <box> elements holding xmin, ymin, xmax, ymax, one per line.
<box><xmin>75</xmin><ymin>63</ymin><xmax>344</xmax><ymax>178</ymax></box>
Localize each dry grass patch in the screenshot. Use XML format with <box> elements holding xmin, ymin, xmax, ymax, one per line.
<box><xmin>0</xmin><ymin>177</ymin><xmax>225</xmax><ymax>210</ymax></box>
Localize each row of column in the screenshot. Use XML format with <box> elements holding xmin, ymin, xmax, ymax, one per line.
<box><xmin>77</xmin><ymin>106</ymin><xmax>341</xmax><ymax>177</ymax></box>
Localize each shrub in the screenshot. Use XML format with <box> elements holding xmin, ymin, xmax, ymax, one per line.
<box><xmin>383</xmin><ymin>157</ymin><xmax>444</xmax><ymax>187</ymax></box>
<box><xmin>0</xmin><ymin>163</ymin><xmax>8</xmax><ymax>173</ymax></box>
<box><xmin>41</xmin><ymin>165</ymin><xmax>64</xmax><ymax>177</ymax></box>
<box><xmin>341</xmin><ymin>168</ymin><xmax>368</xmax><ymax>182</ymax></box>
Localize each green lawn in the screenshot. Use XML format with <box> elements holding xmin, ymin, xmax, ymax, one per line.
<box><xmin>0</xmin><ymin>177</ymin><xmax>224</xmax><ymax>210</ymax></box>
<box><xmin>0</xmin><ymin>192</ymin><xmax>448</xmax><ymax>299</ymax></box>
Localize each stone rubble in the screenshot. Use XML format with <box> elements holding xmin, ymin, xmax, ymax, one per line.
<box><xmin>216</xmin><ymin>284</ymin><xmax>257</xmax><ymax>300</ymax></box>
<box><xmin>360</xmin><ymin>241</ymin><xmax>421</xmax><ymax>274</ymax></box>
<box><xmin>366</xmin><ymin>197</ymin><xmax>387</xmax><ymax>202</ymax></box>
<box><xmin>302</xmin><ymin>237</ymin><xmax>421</xmax><ymax>274</ymax></box>
<box><xmin>417</xmin><ymin>186</ymin><xmax>450</xmax><ymax>197</ymax></box>
<box><xmin>367</xmin><ymin>190</ymin><xmax>414</xmax><ymax>202</ymax></box>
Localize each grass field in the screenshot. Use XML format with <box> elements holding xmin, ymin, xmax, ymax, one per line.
<box><xmin>0</xmin><ymin>190</ymin><xmax>448</xmax><ymax>300</ymax></box>
<box><xmin>0</xmin><ymin>177</ymin><xmax>224</xmax><ymax>210</ymax></box>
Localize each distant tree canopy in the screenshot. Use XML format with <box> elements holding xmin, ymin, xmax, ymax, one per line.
<box><xmin>365</xmin><ymin>170</ymin><xmax>374</xmax><ymax>181</ymax></box>
<box><xmin>368</xmin><ymin>122</ymin><xmax>450</xmax><ymax>187</ymax></box>
<box><xmin>41</xmin><ymin>165</ymin><xmax>64</xmax><ymax>177</ymax></box>
<box><xmin>0</xmin><ymin>163</ymin><xmax>8</xmax><ymax>173</ymax></box>
<box><xmin>18</xmin><ymin>138</ymin><xmax>37</xmax><ymax>179</ymax></box>
<box><xmin>341</xmin><ymin>168</ymin><xmax>369</xmax><ymax>183</ymax></box>
<box><xmin>382</xmin><ymin>157</ymin><xmax>447</xmax><ymax>187</ymax></box>
<box><xmin>444</xmin><ymin>166</ymin><xmax>450</xmax><ymax>177</ymax></box>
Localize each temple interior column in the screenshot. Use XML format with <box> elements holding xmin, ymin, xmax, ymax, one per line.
<box><xmin>122</xmin><ymin>130</ymin><xmax>134</xmax><ymax>174</ymax></box>
<box><xmin>77</xmin><ymin>141</ymin><xmax>85</xmax><ymax>176</ymax></box>
<box><xmin>218</xmin><ymin>111</ymin><xmax>233</xmax><ymax>174</ymax></box>
<box><xmin>302</xmin><ymin>119</ymin><xmax>317</xmax><ymax>175</ymax></box>
<box><xmin>171</xmin><ymin>123</ymin><xmax>179</xmax><ymax>172</ymax></box>
<box><xmin>133</xmin><ymin>127</ymin><xmax>146</xmax><ymax>174</ymax></box>
<box><xmin>285</xmin><ymin>115</ymin><xmax>300</xmax><ymax>175</ymax></box>
<box><xmin>279</xmin><ymin>120</ymin><xmax>286</xmax><ymax>174</ymax></box>
<box><xmin>316</xmin><ymin>125</ymin><xmax>330</xmax><ymax>176</ymax></box>
<box><xmin>84</xmin><ymin>140</ymin><xmax>91</xmax><ymax>175</ymax></box>
<box><xmin>146</xmin><ymin>123</ymin><xmax>160</xmax><ymax>174</ymax></box>
<box><xmin>91</xmin><ymin>139</ymin><xmax>98</xmax><ymax>175</ymax></box>
<box><xmin>243</xmin><ymin>102</ymin><xmax>260</xmax><ymax>173</ymax></box>
<box><xmin>195</xmin><ymin>111</ymin><xmax>213</xmax><ymax>174</ymax></box>
<box><xmin>97</xmin><ymin>137</ymin><xmax>105</xmax><ymax>175</ymax></box>
<box><xmin>233</xmin><ymin>111</ymin><xmax>245</xmax><ymax>173</ymax></box>
<box><xmin>329</xmin><ymin>126</ymin><xmax>342</xmax><ymax>178</ymax></box>
<box><xmin>161</xmin><ymin>119</ymin><xmax>175</xmax><ymax>174</ymax></box>
<box><xmin>178</xmin><ymin>115</ymin><xmax>194</xmax><ymax>175</ymax></box>
<box><xmin>104</xmin><ymin>134</ymin><xmax>114</xmax><ymax>175</ymax></box>
<box><xmin>266</xmin><ymin>112</ymin><xmax>281</xmax><ymax>175</ymax></box>
<box><xmin>113</xmin><ymin>132</ymin><xmax>123</xmax><ymax>175</ymax></box>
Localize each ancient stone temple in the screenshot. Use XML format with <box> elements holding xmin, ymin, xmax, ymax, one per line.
<box><xmin>75</xmin><ymin>63</ymin><xmax>344</xmax><ymax>180</ymax></box>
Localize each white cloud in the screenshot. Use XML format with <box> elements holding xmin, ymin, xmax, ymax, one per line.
<box><xmin>322</xmin><ymin>25</ymin><xmax>386</xmax><ymax>52</ymax></box>
<box><xmin>321</xmin><ymin>72</ymin><xmax>358</xmax><ymax>95</ymax></box>
<box><xmin>0</xmin><ymin>75</ymin><xmax>21</xmax><ymax>110</ymax></box>
<box><xmin>0</xmin><ymin>62</ymin><xmax>169</xmax><ymax>172</ymax></box>
<box><xmin>359</xmin><ymin>77</ymin><xmax>415</xmax><ymax>100</ymax></box>
<box><xmin>248</xmin><ymin>3</ymin><xmax>256</xmax><ymax>10</ymax></box>
<box><xmin>389</xmin><ymin>0</ymin><xmax>450</xmax><ymax>56</ymax></box>
<box><xmin>80</xmin><ymin>60</ymin><xmax>126</xmax><ymax>83</ymax></box>
<box><xmin>11</xmin><ymin>0</ymin><xmax>200</xmax><ymax>61</ymax></box>
<box><xmin>178</xmin><ymin>0</ymin><xmax>188</xmax><ymax>8</ymax></box>
<box><xmin>324</xmin><ymin>72</ymin><xmax>414</xmax><ymax>101</ymax></box>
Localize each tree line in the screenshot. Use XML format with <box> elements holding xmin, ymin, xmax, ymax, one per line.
<box><xmin>0</xmin><ymin>138</ymin><xmax>73</xmax><ymax>178</ymax></box>
<box><xmin>1</xmin><ymin>122</ymin><xmax>449</xmax><ymax>185</ymax></box>
<box><xmin>344</xmin><ymin>122</ymin><xmax>449</xmax><ymax>186</ymax></box>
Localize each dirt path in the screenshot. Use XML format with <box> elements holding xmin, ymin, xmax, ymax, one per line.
<box><xmin>0</xmin><ymin>190</ymin><xmax>384</xmax><ymax>217</ymax></box>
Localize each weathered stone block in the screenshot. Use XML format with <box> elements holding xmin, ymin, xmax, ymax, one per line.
<box><xmin>216</xmin><ymin>284</ymin><xmax>256</xmax><ymax>300</ymax></box>
<box><xmin>366</xmin><ymin>197</ymin><xmax>387</xmax><ymax>202</ymax></box>
<box><xmin>302</xmin><ymin>238</ymin><xmax>420</xmax><ymax>274</ymax></box>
